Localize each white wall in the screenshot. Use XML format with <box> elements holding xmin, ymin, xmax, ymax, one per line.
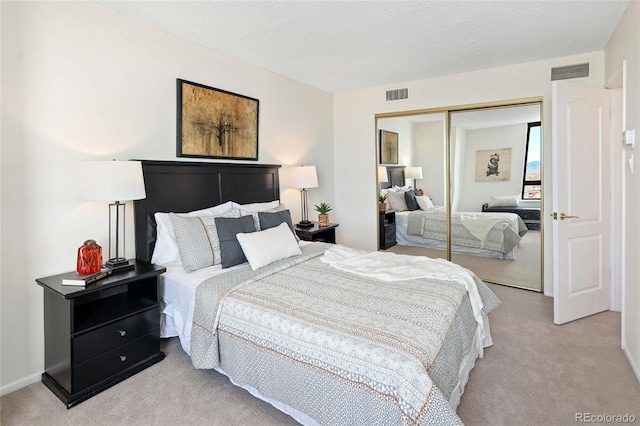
<box><xmin>0</xmin><ymin>1</ymin><xmax>333</xmax><ymax>393</ymax></box>
<box><xmin>414</xmin><ymin>121</ymin><xmax>446</xmax><ymax>205</ymax></box>
<box><xmin>454</xmin><ymin>124</ymin><xmax>528</xmax><ymax>212</ymax></box>
<box><xmin>605</xmin><ymin>0</ymin><xmax>640</xmax><ymax>382</ymax></box>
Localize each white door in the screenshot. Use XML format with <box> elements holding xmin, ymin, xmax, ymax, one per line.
<box><xmin>552</xmin><ymin>81</ymin><xmax>610</xmax><ymax>325</ymax></box>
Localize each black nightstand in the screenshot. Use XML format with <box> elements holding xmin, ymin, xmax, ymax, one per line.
<box><xmin>379</xmin><ymin>210</ymin><xmax>397</xmax><ymax>250</ymax></box>
<box><xmin>35</xmin><ymin>260</ymin><xmax>166</xmax><ymax>408</ymax></box>
<box><xmin>295</xmin><ymin>222</ymin><xmax>339</xmax><ymax>244</ymax></box>
<box><xmin>481</xmin><ymin>203</ymin><xmax>541</xmax><ymax>230</ymax></box>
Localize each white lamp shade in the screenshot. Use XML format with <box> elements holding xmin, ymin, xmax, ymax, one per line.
<box><xmin>288</xmin><ymin>165</ymin><xmax>318</xmax><ymax>189</ymax></box>
<box><xmin>377</xmin><ymin>166</ymin><xmax>388</xmax><ymax>184</ymax></box>
<box><xmin>405</xmin><ymin>166</ymin><xmax>423</xmax><ymax>180</ymax></box>
<box><xmin>84</xmin><ymin>160</ymin><xmax>146</xmax><ymax>201</ymax></box>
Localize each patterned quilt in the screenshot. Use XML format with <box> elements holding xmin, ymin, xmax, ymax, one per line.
<box><xmin>191</xmin><ymin>243</ymin><xmax>500</xmax><ymax>425</ymax></box>
<box><xmin>407</xmin><ymin>208</ymin><xmax>526</xmax><ymax>255</ymax></box>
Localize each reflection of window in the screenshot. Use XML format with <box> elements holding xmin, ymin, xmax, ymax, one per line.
<box><xmin>522</xmin><ymin>122</ymin><xmax>541</xmax><ymax>200</ymax></box>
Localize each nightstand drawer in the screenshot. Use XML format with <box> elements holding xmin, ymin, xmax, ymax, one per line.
<box><xmin>72</xmin><ymin>307</ymin><xmax>159</xmax><ymax>365</ymax></box>
<box><xmin>385</xmin><ymin>224</ymin><xmax>396</xmax><ymax>239</ymax></box>
<box><xmin>73</xmin><ymin>330</ymin><xmax>159</xmax><ymax>393</ymax></box>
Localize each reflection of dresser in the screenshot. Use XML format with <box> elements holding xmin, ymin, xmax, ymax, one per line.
<box><xmin>379</xmin><ymin>210</ymin><xmax>397</xmax><ymax>250</ymax></box>
<box><xmin>482</xmin><ymin>203</ymin><xmax>541</xmax><ymax>230</ymax></box>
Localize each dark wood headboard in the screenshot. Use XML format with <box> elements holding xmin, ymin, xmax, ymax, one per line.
<box><xmin>380</xmin><ymin>166</ymin><xmax>405</xmax><ymax>189</ymax></box>
<box><xmin>133</xmin><ymin>160</ymin><xmax>280</xmax><ymax>262</ymax></box>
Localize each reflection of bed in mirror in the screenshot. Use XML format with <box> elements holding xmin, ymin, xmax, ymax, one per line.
<box><xmin>382</xmin><ymin>166</ymin><xmax>527</xmax><ymax>260</ymax></box>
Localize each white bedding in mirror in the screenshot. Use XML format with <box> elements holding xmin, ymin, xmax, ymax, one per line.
<box><xmin>395</xmin><ymin>211</ymin><xmax>518</xmax><ymax>259</ymax></box>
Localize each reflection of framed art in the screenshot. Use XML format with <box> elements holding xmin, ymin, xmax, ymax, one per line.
<box><xmin>475</xmin><ymin>148</ymin><xmax>512</xmax><ymax>181</ymax></box>
<box><xmin>379</xmin><ymin>130</ymin><xmax>399</xmax><ymax>164</ymax></box>
<box><xmin>177</xmin><ymin>79</ymin><xmax>259</xmax><ymax>160</ymax></box>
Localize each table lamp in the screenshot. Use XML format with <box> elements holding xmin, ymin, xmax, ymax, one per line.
<box><xmin>288</xmin><ymin>165</ymin><xmax>318</xmax><ymax>228</ymax></box>
<box><xmin>405</xmin><ymin>166</ymin><xmax>423</xmax><ymax>189</ymax></box>
<box><xmin>84</xmin><ymin>160</ymin><xmax>146</xmax><ymax>270</ymax></box>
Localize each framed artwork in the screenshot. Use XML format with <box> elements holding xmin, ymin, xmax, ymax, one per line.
<box><xmin>379</xmin><ymin>130</ymin><xmax>399</xmax><ymax>164</ymax></box>
<box><xmin>177</xmin><ymin>79</ymin><xmax>259</xmax><ymax>160</ymax></box>
<box><xmin>475</xmin><ymin>148</ymin><xmax>512</xmax><ymax>181</ymax></box>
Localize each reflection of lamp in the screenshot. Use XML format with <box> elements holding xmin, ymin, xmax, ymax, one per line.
<box><xmin>377</xmin><ymin>166</ymin><xmax>388</xmax><ymax>185</ymax></box>
<box><xmin>289</xmin><ymin>165</ymin><xmax>318</xmax><ymax>228</ymax></box>
<box><xmin>84</xmin><ymin>160</ymin><xmax>146</xmax><ymax>270</ymax></box>
<box><xmin>405</xmin><ymin>166</ymin><xmax>423</xmax><ymax>188</ymax></box>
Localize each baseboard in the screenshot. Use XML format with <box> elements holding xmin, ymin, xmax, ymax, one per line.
<box><xmin>623</xmin><ymin>346</ymin><xmax>640</xmax><ymax>384</ymax></box>
<box><xmin>0</xmin><ymin>371</ymin><xmax>41</xmax><ymax>396</ymax></box>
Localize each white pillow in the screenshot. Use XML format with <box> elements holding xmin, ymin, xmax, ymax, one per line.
<box><xmin>393</xmin><ymin>185</ymin><xmax>412</xmax><ymax>192</ymax></box>
<box><xmin>152</xmin><ymin>201</ymin><xmax>234</xmax><ymax>265</ymax></box>
<box><xmin>488</xmin><ymin>195</ymin><xmax>520</xmax><ymax>208</ymax></box>
<box><xmin>237</xmin><ymin>222</ymin><xmax>302</xmax><ymax>271</ymax></box>
<box><xmin>232</xmin><ymin>200</ymin><xmax>281</xmax><ymax>212</ymax></box>
<box><xmin>386</xmin><ymin>190</ymin><xmax>409</xmax><ymax>212</ymax></box>
<box><xmin>239</xmin><ymin>203</ymin><xmax>287</xmax><ymax>230</ymax></box>
<box><xmin>415</xmin><ymin>195</ymin><xmax>435</xmax><ymax>210</ymax></box>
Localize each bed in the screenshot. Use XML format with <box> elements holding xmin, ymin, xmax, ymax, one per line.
<box><xmin>135</xmin><ymin>160</ymin><xmax>500</xmax><ymax>425</ymax></box>
<box><xmin>382</xmin><ymin>166</ymin><xmax>527</xmax><ymax>260</ymax></box>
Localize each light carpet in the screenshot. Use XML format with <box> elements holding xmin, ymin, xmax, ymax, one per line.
<box><xmin>2</xmin><ymin>283</ymin><xmax>638</xmax><ymax>425</ymax></box>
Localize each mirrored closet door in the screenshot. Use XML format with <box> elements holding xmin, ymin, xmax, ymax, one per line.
<box><xmin>377</xmin><ymin>112</ymin><xmax>448</xmax><ymax>261</ymax></box>
<box><xmin>448</xmin><ymin>104</ymin><xmax>542</xmax><ymax>291</ymax></box>
<box><xmin>376</xmin><ymin>101</ymin><xmax>543</xmax><ymax>291</ymax></box>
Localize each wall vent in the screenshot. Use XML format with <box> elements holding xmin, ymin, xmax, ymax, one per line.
<box><xmin>386</xmin><ymin>88</ymin><xmax>409</xmax><ymax>101</ymax></box>
<box><xmin>551</xmin><ymin>63</ymin><xmax>589</xmax><ymax>81</ymax></box>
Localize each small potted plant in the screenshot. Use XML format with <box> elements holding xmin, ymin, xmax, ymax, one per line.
<box><xmin>378</xmin><ymin>194</ymin><xmax>388</xmax><ymax>212</ymax></box>
<box><xmin>314</xmin><ymin>202</ymin><xmax>332</xmax><ymax>227</ymax></box>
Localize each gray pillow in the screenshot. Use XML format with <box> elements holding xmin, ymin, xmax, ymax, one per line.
<box><xmin>169</xmin><ymin>214</ymin><xmax>214</xmax><ymax>273</ymax></box>
<box><xmin>404</xmin><ymin>190</ymin><xmax>419</xmax><ymax>211</ymax></box>
<box><xmin>169</xmin><ymin>209</ymin><xmax>241</xmax><ymax>273</ymax></box>
<box><xmin>258</xmin><ymin>210</ymin><xmax>294</xmax><ymax>233</ymax></box>
<box><xmin>214</xmin><ymin>215</ymin><xmax>256</xmax><ymax>268</ymax></box>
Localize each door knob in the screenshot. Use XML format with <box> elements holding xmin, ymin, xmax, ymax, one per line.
<box><xmin>559</xmin><ymin>212</ymin><xmax>579</xmax><ymax>220</ymax></box>
<box><xmin>550</xmin><ymin>212</ymin><xmax>579</xmax><ymax>220</ymax></box>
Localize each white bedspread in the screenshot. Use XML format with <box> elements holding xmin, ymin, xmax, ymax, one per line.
<box><xmin>458</xmin><ymin>213</ymin><xmax>515</xmax><ymax>248</ymax></box>
<box><xmin>319</xmin><ymin>245</ymin><xmax>486</xmax><ymax>353</ymax></box>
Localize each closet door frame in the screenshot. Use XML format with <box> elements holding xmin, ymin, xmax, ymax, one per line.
<box><xmin>375</xmin><ymin>96</ymin><xmax>544</xmax><ymax>292</ymax></box>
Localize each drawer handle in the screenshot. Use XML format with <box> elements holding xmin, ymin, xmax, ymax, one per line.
<box><xmin>117</xmin><ymin>329</ymin><xmax>127</xmax><ymax>337</ymax></box>
<box><xmin>119</xmin><ymin>355</ymin><xmax>127</xmax><ymax>362</ymax></box>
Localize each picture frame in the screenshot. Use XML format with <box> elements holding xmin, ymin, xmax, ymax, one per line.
<box><xmin>177</xmin><ymin>79</ymin><xmax>259</xmax><ymax>160</ymax></box>
<box><xmin>475</xmin><ymin>148</ymin><xmax>512</xmax><ymax>182</ymax></box>
<box><xmin>379</xmin><ymin>130</ymin><xmax>399</xmax><ymax>164</ymax></box>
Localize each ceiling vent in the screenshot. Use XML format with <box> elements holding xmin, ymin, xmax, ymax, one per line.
<box><xmin>551</xmin><ymin>63</ymin><xmax>589</xmax><ymax>81</ymax></box>
<box><xmin>386</xmin><ymin>88</ymin><xmax>409</xmax><ymax>101</ymax></box>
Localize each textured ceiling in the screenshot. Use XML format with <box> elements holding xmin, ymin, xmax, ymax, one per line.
<box><xmin>96</xmin><ymin>0</ymin><xmax>629</xmax><ymax>93</ymax></box>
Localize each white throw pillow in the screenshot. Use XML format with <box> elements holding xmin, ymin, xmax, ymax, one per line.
<box><xmin>232</xmin><ymin>200</ymin><xmax>281</xmax><ymax>212</ymax></box>
<box><xmin>488</xmin><ymin>195</ymin><xmax>520</xmax><ymax>208</ymax></box>
<box><xmin>386</xmin><ymin>190</ymin><xmax>409</xmax><ymax>212</ymax></box>
<box><xmin>415</xmin><ymin>195</ymin><xmax>435</xmax><ymax>210</ymax></box>
<box><xmin>152</xmin><ymin>201</ymin><xmax>234</xmax><ymax>265</ymax></box>
<box><xmin>237</xmin><ymin>222</ymin><xmax>302</xmax><ymax>271</ymax></box>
